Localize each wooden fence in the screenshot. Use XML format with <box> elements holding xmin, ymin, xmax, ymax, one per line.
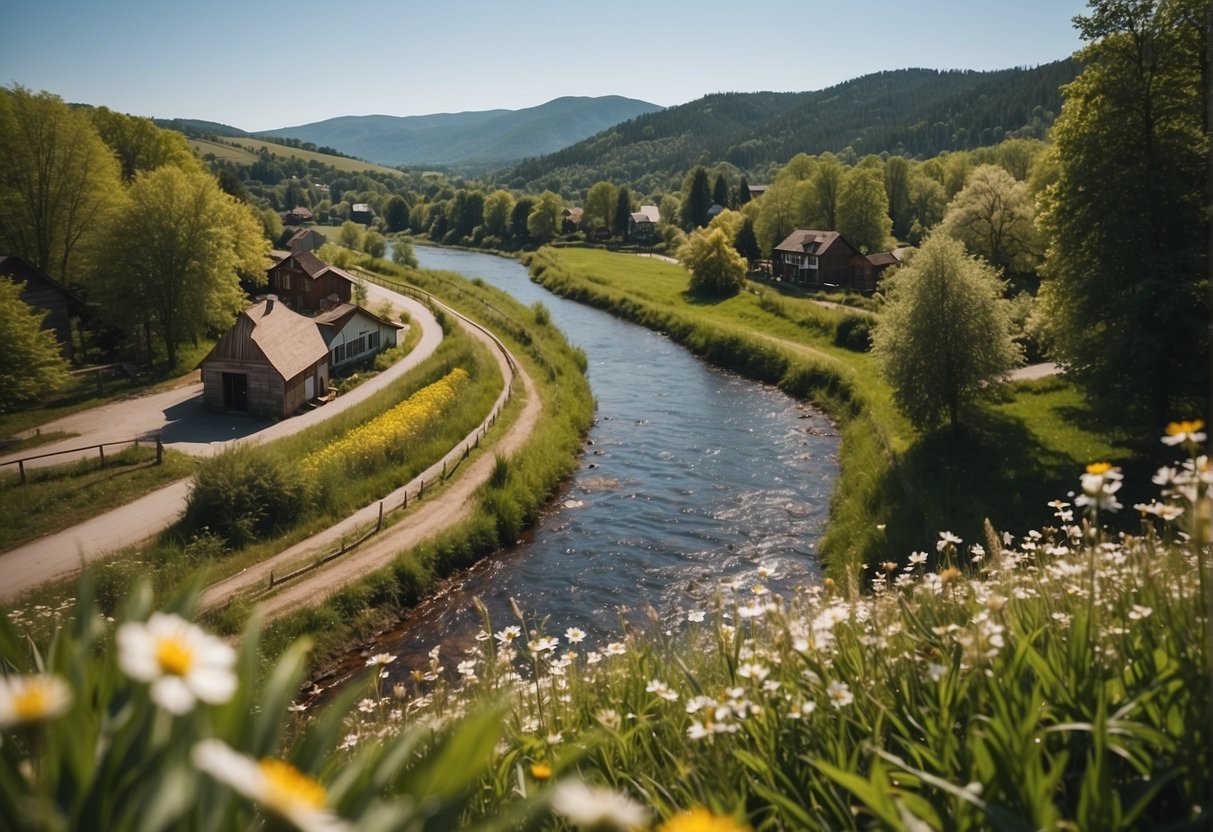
<box><xmin>2</xmin><ymin>435</ymin><xmax>163</xmax><ymax>484</ymax></box>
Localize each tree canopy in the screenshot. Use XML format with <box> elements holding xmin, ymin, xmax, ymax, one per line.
<box><xmin>91</xmin><ymin>165</ymin><xmax>266</xmax><ymax>367</ymax></box>
<box><xmin>940</xmin><ymin>164</ymin><xmax>1039</xmax><ymax>274</ymax></box>
<box><xmin>872</xmin><ymin>234</ymin><xmax>1021</xmax><ymax>432</ymax></box>
<box><xmin>680</xmin><ymin>227</ymin><xmax>746</xmax><ymax>297</ymax></box>
<box><xmin>0</xmin><ymin>277</ymin><xmax>70</xmax><ymax>412</ymax></box>
<box><xmin>1037</xmin><ymin>0</ymin><xmax>1208</xmax><ymax>426</ymax></box>
<box><xmin>0</xmin><ymin>86</ymin><xmax>122</xmax><ymax>281</ymax></box>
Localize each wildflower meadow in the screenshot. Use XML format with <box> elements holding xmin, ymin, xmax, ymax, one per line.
<box><xmin>2</xmin><ymin>425</ymin><xmax>1210</xmax><ymax>830</ymax></box>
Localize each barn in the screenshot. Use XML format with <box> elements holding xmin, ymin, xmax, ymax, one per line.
<box><xmin>199</xmin><ymin>296</ymin><xmax>330</xmax><ymax>418</ymax></box>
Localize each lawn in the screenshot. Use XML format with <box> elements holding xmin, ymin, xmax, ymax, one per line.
<box><xmin>0</xmin><ymin>445</ymin><xmax>196</xmax><ymax>552</ymax></box>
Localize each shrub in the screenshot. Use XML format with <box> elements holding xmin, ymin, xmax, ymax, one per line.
<box><xmin>834</xmin><ymin>312</ymin><xmax>874</xmax><ymax>351</ymax></box>
<box><xmin>184</xmin><ymin>447</ymin><xmax>310</xmax><ymax>547</ymax></box>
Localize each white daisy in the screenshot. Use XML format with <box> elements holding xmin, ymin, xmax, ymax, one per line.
<box><xmin>117</xmin><ymin>613</ymin><xmax>237</xmax><ymax>714</ymax></box>
<box><xmin>0</xmin><ymin>673</ymin><xmax>71</xmax><ymax>727</ymax></box>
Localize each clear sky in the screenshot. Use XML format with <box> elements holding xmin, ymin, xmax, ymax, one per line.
<box><xmin>4</xmin><ymin>0</ymin><xmax>1090</xmax><ymax>133</ymax></box>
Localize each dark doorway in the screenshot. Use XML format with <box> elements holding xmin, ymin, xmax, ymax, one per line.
<box><xmin>222</xmin><ymin>372</ymin><xmax>249</xmax><ymax>412</ymax></box>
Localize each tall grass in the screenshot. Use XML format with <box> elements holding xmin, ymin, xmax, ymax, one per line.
<box><xmin>328</xmin><ymin>445</ymin><xmax>1213</xmax><ymax>829</ymax></box>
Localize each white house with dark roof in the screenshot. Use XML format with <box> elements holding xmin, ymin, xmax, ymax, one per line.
<box><xmin>313</xmin><ymin>302</ymin><xmax>404</xmax><ymax>370</ymax></box>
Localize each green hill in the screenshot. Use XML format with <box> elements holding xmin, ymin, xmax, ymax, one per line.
<box><xmin>506</xmin><ymin>60</ymin><xmax>1077</xmax><ymax>191</ymax></box>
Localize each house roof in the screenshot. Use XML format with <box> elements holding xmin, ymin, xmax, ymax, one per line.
<box><xmin>272</xmin><ymin>251</ymin><xmax>356</xmax><ymax>286</ymax></box>
<box><xmin>240</xmin><ymin>297</ymin><xmax>329</xmax><ymax>379</ymax></box>
<box><xmin>866</xmin><ymin>251</ymin><xmax>901</xmax><ymax>267</ymax></box>
<box><xmin>287</xmin><ymin>206</ymin><xmax>313</xmax><ymax>217</ymax></box>
<box><xmin>352</xmin><ymin>203</ymin><xmax>371</xmax><ymax>213</ymax></box>
<box><xmin>0</xmin><ymin>254</ymin><xmax>86</xmax><ymax>309</ymax></box>
<box><xmin>313</xmin><ymin>302</ymin><xmax>404</xmax><ymax>344</ymax></box>
<box><xmin>774</xmin><ymin>229</ymin><xmax>846</xmax><ymax>256</ymax></box>
<box><xmin>637</xmin><ymin>204</ymin><xmax>660</xmax><ymax>223</ymax></box>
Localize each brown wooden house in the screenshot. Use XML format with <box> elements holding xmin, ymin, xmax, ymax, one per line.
<box><xmin>199</xmin><ymin>297</ymin><xmax>330</xmax><ymax>417</ymax></box>
<box><xmin>0</xmin><ymin>254</ymin><xmax>84</xmax><ymax>361</ymax></box>
<box><xmin>266</xmin><ymin>251</ymin><xmax>355</xmax><ymax>312</ymax></box>
<box><xmin>772</xmin><ymin>229</ymin><xmax>901</xmax><ymax>293</ymax></box>
<box><xmin>285</xmin><ymin>227</ymin><xmax>326</xmax><ymax>253</ymax></box>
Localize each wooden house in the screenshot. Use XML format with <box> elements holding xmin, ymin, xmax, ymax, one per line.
<box><xmin>286</xmin><ymin>227</ymin><xmax>326</xmax><ymax>253</ymax></box>
<box><xmin>772</xmin><ymin>229</ymin><xmax>901</xmax><ymax>293</ymax></box>
<box><xmin>351</xmin><ymin>203</ymin><xmax>374</xmax><ymax>225</ymax></box>
<box><xmin>284</xmin><ymin>206</ymin><xmax>314</xmax><ymax>226</ymax></box>
<box><xmin>199</xmin><ymin>297</ymin><xmax>330</xmax><ymax>417</ymax></box>
<box><xmin>0</xmin><ymin>254</ymin><xmax>84</xmax><ymax>361</ymax></box>
<box><xmin>265</xmin><ymin>251</ymin><xmax>355</xmax><ymax>312</ymax></box>
<box><xmin>314</xmin><ymin>302</ymin><xmax>404</xmax><ymax>370</ymax></box>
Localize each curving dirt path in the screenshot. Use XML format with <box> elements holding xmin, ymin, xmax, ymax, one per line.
<box><xmin>197</xmin><ymin>287</ymin><xmax>542</xmax><ymax>621</ymax></box>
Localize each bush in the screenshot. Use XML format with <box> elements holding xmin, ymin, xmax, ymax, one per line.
<box><xmin>834</xmin><ymin>313</ymin><xmax>874</xmax><ymax>351</ymax></box>
<box><xmin>184</xmin><ymin>447</ymin><xmax>310</xmax><ymax>547</ymax></box>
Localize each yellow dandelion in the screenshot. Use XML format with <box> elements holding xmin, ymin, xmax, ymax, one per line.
<box><xmin>658</xmin><ymin>806</ymin><xmax>751</xmax><ymax>832</ymax></box>
<box><xmin>530</xmin><ymin>762</ymin><xmax>553</xmax><ymax>780</ymax></box>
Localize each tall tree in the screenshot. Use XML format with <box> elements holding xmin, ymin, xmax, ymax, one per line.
<box><xmin>734</xmin><ymin>215</ymin><xmax>761</xmax><ymax>265</ymax></box>
<box><xmin>88</xmin><ymin>107</ymin><xmax>197</xmax><ymax>181</ymax></box>
<box><xmin>712</xmin><ymin>173</ymin><xmax>730</xmax><ymax>208</ymax></box>
<box><xmin>510</xmin><ymin>196</ymin><xmax>536</xmax><ymax>245</ymax></box>
<box><xmin>482</xmin><ymin>190</ymin><xmax>515</xmax><ymax>241</ymax></box>
<box><xmin>737</xmin><ymin>175</ymin><xmax>752</xmax><ymax>206</ymax></box>
<box><xmin>0</xmin><ymin>86</ymin><xmax>121</xmax><ymax>281</ymax></box>
<box><xmin>383</xmin><ymin>195</ymin><xmax>410</xmax><ymax>232</ymax></box>
<box><xmin>0</xmin><ymin>277</ymin><xmax>70</xmax><ymax>412</ymax></box>
<box><xmin>92</xmin><ymin>166</ymin><xmax>266</xmax><ymax>367</ymax></box>
<box><xmin>1037</xmin><ymin>0</ymin><xmax>1208</xmax><ymax>426</ymax></box>
<box><xmin>811</xmin><ymin>153</ymin><xmax>845</xmax><ymax>230</ymax></box>
<box><xmin>612</xmin><ymin>186</ymin><xmax>632</xmax><ymax>238</ymax></box>
<box><xmin>836</xmin><ymin>166</ymin><xmax>892</xmax><ymax>252</ymax></box>
<box><xmin>872</xmin><ymin>235</ymin><xmax>1022</xmax><ymax>432</ymax></box>
<box><xmin>680</xmin><ymin>166</ymin><xmax>712</xmax><ymax>229</ymax></box>
<box><xmin>527</xmin><ymin>191</ymin><xmax>563</xmax><ymax>244</ymax></box>
<box><xmin>884</xmin><ymin>156</ymin><xmax>913</xmax><ymax>240</ymax></box>
<box><xmin>680</xmin><ymin>227</ymin><xmax>746</xmax><ymax>297</ymax></box>
<box><xmin>940</xmin><ymin>164</ymin><xmax>1040</xmax><ymax>274</ymax></box>
<box><xmin>584</xmin><ymin>181</ymin><xmax>618</xmax><ymax>233</ymax></box>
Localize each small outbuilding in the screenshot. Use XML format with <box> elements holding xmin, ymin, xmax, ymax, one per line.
<box><xmin>199</xmin><ymin>296</ymin><xmax>330</xmax><ymax>417</ymax></box>
<box><xmin>0</xmin><ymin>254</ymin><xmax>85</xmax><ymax>361</ymax></box>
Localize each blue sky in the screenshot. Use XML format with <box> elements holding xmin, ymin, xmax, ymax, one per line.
<box><xmin>4</xmin><ymin>0</ymin><xmax>1090</xmax><ymax>132</ymax></box>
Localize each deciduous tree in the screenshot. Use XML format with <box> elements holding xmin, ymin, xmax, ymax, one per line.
<box><xmin>872</xmin><ymin>234</ymin><xmax>1021</xmax><ymax>432</ymax></box>
<box><xmin>1037</xmin><ymin>0</ymin><xmax>1208</xmax><ymax>426</ymax></box>
<box><xmin>482</xmin><ymin>190</ymin><xmax>515</xmax><ymax>241</ymax></box>
<box><xmin>92</xmin><ymin>166</ymin><xmax>266</xmax><ymax>367</ymax></box>
<box><xmin>527</xmin><ymin>191</ymin><xmax>563</xmax><ymax>244</ymax></box>
<box><xmin>680</xmin><ymin>227</ymin><xmax>746</xmax><ymax>297</ymax></box>
<box><xmin>940</xmin><ymin>164</ymin><xmax>1039</xmax><ymax>274</ymax></box>
<box><xmin>836</xmin><ymin>166</ymin><xmax>892</xmax><ymax>252</ymax></box>
<box><xmin>584</xmin><ymin>181</ymin><xmax>618</xmax><ymax>234</ymax></box>
<box><xmin>0</xmin><ymin>277</ymin><xmax>70</xmax><ymax>412</ymax></box>
<box><xmin>0</xmin><ymin>86</ymin><xmax>121</xmax><ymax>281</ymax></box>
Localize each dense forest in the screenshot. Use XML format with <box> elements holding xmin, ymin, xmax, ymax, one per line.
<box><xmin>505</xmin><ymin>60</ymin><xmax>1077</xmax><ymax>193</ymax></box>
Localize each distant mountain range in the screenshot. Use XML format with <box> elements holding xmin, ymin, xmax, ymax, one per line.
<box><xmin>252</xmin><ymin>96</ymin><xmax>661</xmax><ymax>168</ymax></box>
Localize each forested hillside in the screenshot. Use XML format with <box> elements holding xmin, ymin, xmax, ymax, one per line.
<box><xmin>506</xmin><ymin>60</ymin><xmax>1077</xmax><ymax>192</ymax></box>
<box><xmin>258</xmin><ymin>96</ymin><xmax>662</xmax><ymax>169</ymax></box>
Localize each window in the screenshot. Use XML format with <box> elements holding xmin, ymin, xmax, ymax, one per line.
<box><xmin>333</xmin><ymin>344</ymin><xmax>345</xmax><ymax>363</ymax></box>
<box><xmin>368</xmin><ymin>331</ymin><xmax>379</xmax><ymax>352</ymax></box>
<box><xmin>347</xmin><ymin>336</ymin><xmax>365</xmax><ymax>357</ymax></box>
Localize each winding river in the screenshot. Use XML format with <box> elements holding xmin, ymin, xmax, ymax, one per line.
<box><xmin>336</xmin><ymin>248</ymin><xmax>838</xmax><ymax>674</ymax></box>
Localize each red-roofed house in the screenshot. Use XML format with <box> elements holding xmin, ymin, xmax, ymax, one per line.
<box><xmin>772</xmin><ymin>229</ymin><xmax>901</xmax><ymax>293</ymax></box>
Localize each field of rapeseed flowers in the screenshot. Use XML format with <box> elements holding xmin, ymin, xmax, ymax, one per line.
<box><xmin>301</xmin><ymin>368</ymin><xmax>471</xmax><ymax>480</ymax></box>
<box><xmin>2</xmin><ymin>425</ymin><xmax>1209</xmax><ymax>830</ymax></box>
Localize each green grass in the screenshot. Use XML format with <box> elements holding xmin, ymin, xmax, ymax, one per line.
<box><xmin>0</xmin><ymin>446</ymin><xmax>196</xmax><ymax>552</ymax></box>
<box><xmin>188</xmin><ymin>136</ymin><xmax>403</xmax><ymax>175</ymax></box>
<box><xmin>524</xmin><ymin>246</ymin><xmax>1145</xmax><ymax>577</ymax></box>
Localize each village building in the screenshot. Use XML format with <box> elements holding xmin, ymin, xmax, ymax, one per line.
<box><xmin>285</xmin><ymin>227</ymin><xmax>326</xmax><ymax>254</ymax></box>
<box><xmin>314</xmin><ymin>301</ymin><xmax>404</xmax><ymax>370</ymax></box>
<box><xmin>198</xmin><ymin>297</ymin><xmax>330</xmax><ymax>418</ymax></box>
<box><xmin>283</xmin><ymin>206</ymin><xmax>314</xmax><ymax>226</ymax></box>
<box><xmin>627</xmin><ymin>204</ymin><xmax>661</xmax><ymax>243</ymax></box>
<box><xmin>351</xmin><ymin>203</ymin><xmax>374</xmax><ymax>225</ymax></box>
<box><xmin>0</xmin><ymin>254</ymin><xmax>85</xmax><ymax>361</ymax></box>
<box><xmin>771</xmin><ymin>229</ymin><xmax>902</xmax><ymax>293</ymax></box>
<box><xmin>266</xmin><ymin>251</ymin><xmax>355</xmax><ymax>312</ymax></box>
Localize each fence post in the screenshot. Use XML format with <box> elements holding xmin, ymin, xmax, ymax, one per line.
<box><xmin>18</xmin><ymin>460</ymin><xmax>25</xmax><ymax>485</ymax></box>
<box><xmin>269</xmin><ymin>571</ymin><xmax>274</xmax><ymax>587</ymax></box>
<box><xmin>98</xmin><ymin>444</ymin><xmax>105</xmax><ymax>468</ymax></box>
<box><xmin>402</xmin><ymin>490</ymin><xmax>407</xmax><ymax>510</ymax></box>
<box><xmin>441</xmin><ymin>460</ymin><xmax>446</xmax><ymax>479</ymax></box>
<box><xmin>377</xmin><ymin>501</ymin><xmax>384</xmax><ymax>531</ymax></box>
<box><xmin>156</xmin><ymin>435</ymin><xmax>163</xmax><ymax>465</ymax></box>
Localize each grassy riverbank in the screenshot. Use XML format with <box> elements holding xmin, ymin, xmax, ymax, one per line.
<box><xmin>523</xmin><ymin>246</ymin><xmax>1139</xmax><ymax>578</ymax></box>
